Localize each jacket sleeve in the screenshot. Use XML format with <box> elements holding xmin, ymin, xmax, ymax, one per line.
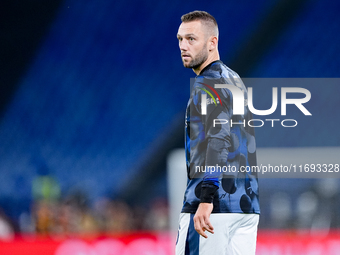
<box><xmin>193</xmin><ymin>78</ymin><xmax>232</xmax><ymax>203</ymax></box>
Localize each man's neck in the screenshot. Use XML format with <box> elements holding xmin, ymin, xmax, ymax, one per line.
<box><xmin>193</xmin><ymin>51</ymin><xmax>220</xmax><ymax>75</ymax></box>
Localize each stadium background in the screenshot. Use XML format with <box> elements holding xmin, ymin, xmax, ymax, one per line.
<box><xmin>0</xmin><ymin>0</ymin><xmax>340</xmax><ymax>254</ymax></box>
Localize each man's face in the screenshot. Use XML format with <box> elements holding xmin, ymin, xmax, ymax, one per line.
<box><xmin>177</xmin><ymin>20</ymin><xmax>209</xmax><ymax>70</ymax></box>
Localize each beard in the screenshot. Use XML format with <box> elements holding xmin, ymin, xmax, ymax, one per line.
<box><xmin>182</xmin><ymin>45</ymin><xmax>208</xmax><ymax>69</ymax></box>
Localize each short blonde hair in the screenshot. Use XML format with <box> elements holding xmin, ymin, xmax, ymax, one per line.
<box><xmin>181</xmin><ymin>10</ymin><xmax>219</xmax><ymax>38</ymax></box>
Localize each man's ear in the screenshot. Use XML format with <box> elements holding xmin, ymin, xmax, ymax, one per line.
<box><xmin>208</xmin><ymin>36</ymin><xmax>218</xmax><ymax>51</ymax></box>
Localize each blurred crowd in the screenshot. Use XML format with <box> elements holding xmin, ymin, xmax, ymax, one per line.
<box><xmin>263</xmin><ymin>178</ymin><xmax>340</xmax><ymax>232</ymax></box>
<box><xmin>25</xmin><ymin>195</ymin><xmax>169</xmax><ymax>237</ymax></box>
<box><xmin>0</xmin><ymin>170</ymin><xmax>169</xmax><ymax>240</ymax></box>
<box><xmin>0</xmin><ymin>195</ymin><xmax>169</xmax><ymax>240</ymax></box>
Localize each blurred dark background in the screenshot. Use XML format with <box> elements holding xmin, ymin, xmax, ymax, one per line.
<box><xmin>0</xmin><ymin>0</ymin><xmax>339</xmax><ymax>237</ymax></box>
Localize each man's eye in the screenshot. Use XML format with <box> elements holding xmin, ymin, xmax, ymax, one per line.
<box><xmin>189</xmin><ymin>37</ymin><xmax>194</xmax><ymax>41</ymax></box>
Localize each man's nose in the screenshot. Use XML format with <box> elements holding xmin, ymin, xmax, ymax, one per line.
<box><xmin>179</xmin><ymin>40</ymin><xmax>188</xmax><ymax>51</ymax></box>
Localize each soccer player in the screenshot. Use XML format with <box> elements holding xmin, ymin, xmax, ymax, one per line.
<box><xmin>175</xmin><ymin>11</ymin><xmax>260</xmax><ymax>255</ymax></box>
